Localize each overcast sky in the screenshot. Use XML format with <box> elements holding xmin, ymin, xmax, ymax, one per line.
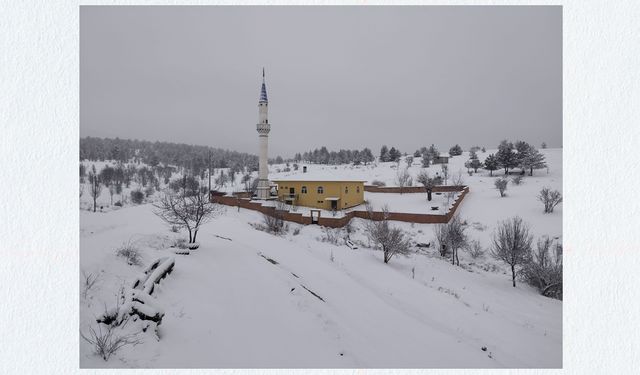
<box><xmin>80</xmin><ymin>6</ymin><xmax>561</xmax><ymax>157</ymax></box>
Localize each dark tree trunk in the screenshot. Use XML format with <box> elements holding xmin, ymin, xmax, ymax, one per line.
<box><xmin>490</xmin><ymin>170</ymin><xmax>493</xmax><ymax>176</ymax></box>
<box><xmin>427</xmin><ymin>189</ymin><xmax>432</xmax><ymax>201</ymax></box>
<box><xmin>511</xmin><ymin>265</ymin><xmax>516</xmax><ymax>287</ymax></box>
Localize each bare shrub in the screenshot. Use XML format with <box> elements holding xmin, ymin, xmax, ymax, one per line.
<box><xmin>321</xmin><ymin>227</ymin><xmax>341</xmax><ymax>245</ymax></box>
<box><xmin>394</xmin><ymin>167</ymin><xmax>411</xmax><ymax>194</ymax></box>
<box><xmin>465</xmin><ymin>240</ymin><xmax>485</xmax><ymax>259</ymax></box>
<box><xmin>130</xmin><ymin>190</ymin><xmax>144</xmax><ymax>204</ymax></box>
<box><xmin>538</xmin><ymin>187</ymin><xmax>562</xmax><ymax>213</ymax></box>
<box><xmin>494</xmin><ymin>177</ymin><xmax>508</xmax><ymax>197</ymax></box>
<box><xmin>521</xmin><ymin>236</ymin><xmax>563</xmax><ymax>299</ymax></box>
<box><xmin>144</xmin><ymin>185</ymin><xmax>155</xmax><ymax>197</ymax></box>
<box><xmin>262</xmin><ymin>201</ymin><xmax>287</xmax><ymax>234</ymax></box>
<box><xmin>490</xmin><ymin>217</ymin><xmax>533</xmax><ymax>287</ymax></box>
<box><xmin>451</xmin><ymin>170</ymin><xmax>465</xmax><ymax>186</ymax></box>
<box><xmin>363</xmin><ymin>204</ymin><xmax>412</xmax><ymax>264</ymax></box>
<box><xmin>116</xmin><ymin>242</ymin><xmax>141</xmax><ymax>266</ymax></box>
<box><xmin>511</xmin><ymin>175</ymin><xmax>524</xmax><ymax>185</ymax></box>
<box><xmin>172</xmin><ymin>237</ymin><xmax>188</xmax><ymax>249</ymax></box>
<box><xmin>292</xmin><ymin>227</ymin><xmax>301</xmax><ymax>236</ymax></box>
<box><xmin>80</xmin><ymin>323</ymin><xmax>141</xmax><ymax>361</ymax></box>
<box><xmin>81</xmin><ymin>270</ymin><xmax>99</xmax><ymax>299</ymax></box>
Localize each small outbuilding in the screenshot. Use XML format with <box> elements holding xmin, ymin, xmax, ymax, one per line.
<box><xmin>432</xmin><ymin>154</ymin><xmax>450</xmax><ymax>164</ymax></box>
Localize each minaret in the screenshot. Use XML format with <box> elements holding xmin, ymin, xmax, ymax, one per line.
<box><xmin>255</xmin><ymin>68</ymin><xmax>271</xmax><ymax>200</ymax></box>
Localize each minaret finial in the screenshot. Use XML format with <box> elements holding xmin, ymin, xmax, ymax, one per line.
<box><xmin>262</xmin><ymin>67</ymin><xmax>265</xmax><ymax>81</ymax></box>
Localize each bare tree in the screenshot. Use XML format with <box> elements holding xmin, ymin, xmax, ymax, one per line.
<box><xmin>538</xmin><ymin>187</ymin><xmax>562</xmax><ymax>213</ymax></box>
<box><xmin>394</xmin><ymin>167</ymin><xmax>411</xmax><ymax>194</ymax></box>
<box><xmin>108</xmin><ymin>185</ymin><xmax>115</xmax><ymax>206</ymax></box>
<box><xmin>490</xmin><ymin>217</ymin><xmax>533</xmax><ymax>287</ymax></box>
<box><xmin>364</xmin><ymin>204</ymin><xmax>412</xmax><ymax>264</ymax></box>
<box><xmin>416</xmin><ymin>170</ymin><xmax>436</xmax><ymax>201</ymax></box>
<box><xmin>440</xmin><ymin>164</ymin><xmax>449</xmax><ymax>185</ymax></box>
<box><xmin>154</xmin><ymin>189</ymin><xmax>223</xmax><ymax>243</ymax></box>
<box><xmin>88</xmin><ymin>168</ymin><xmax>102</xmax><ymax>212</ymax></box>
<box><xmin>495</xmin><ymin>177</ymin><xmax>508</xmax><ymax>197</ymax></box>
<box><xmin>434</xmin><ymin>223</ymin><xmax>449</xmax><ymax>257</ymax></box>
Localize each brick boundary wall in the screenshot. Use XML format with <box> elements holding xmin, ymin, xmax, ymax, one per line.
<box><xmin>211</xmin><ymin>185</ymin><xmax>469</xmax><ymax>228</ymax></box>
<box><xmin>363</xmin><ymin>185</ymin><xmax>464</xmax><ymax>193</ymax></box>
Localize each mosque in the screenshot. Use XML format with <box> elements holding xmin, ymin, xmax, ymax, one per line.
<box><xmin>254</xmin><ymin>70</ymin><xmax>365</xmax><ymax>211</ymax></box>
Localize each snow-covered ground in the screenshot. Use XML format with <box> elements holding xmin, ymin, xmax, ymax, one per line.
<box><xmin>80</xmin><ymin>149</ymin><xmax>562</xmax><ymax>368</ymax></box>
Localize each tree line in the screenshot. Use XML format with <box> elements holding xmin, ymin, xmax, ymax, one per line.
<box><xmin>287</xmin><ymin>147</ymin><xmax>376</xmax><ymax>165</ymax></box>
<box><xmin>80</xmin><ymin>137</ymin><xmax>259</xmax><ymax>178</ymax></box>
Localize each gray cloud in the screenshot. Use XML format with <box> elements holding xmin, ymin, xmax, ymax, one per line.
<box><xmin>80</xmin><ymin>6</ymin><xmax>561</xmax><ymax>156</ymax></box>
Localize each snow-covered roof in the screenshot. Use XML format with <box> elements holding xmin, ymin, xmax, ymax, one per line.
<box><xmin>271</xmin><ymin>171</ymin><xmax>366</xmax><ymax>183</ymax></box>
<box><xmin>324</xmin><ymin>197</ymin><xmax>340</xmax><ymax>201</ymax></box>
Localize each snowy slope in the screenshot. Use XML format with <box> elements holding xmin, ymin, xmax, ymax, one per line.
<box><xmin>80</xmin><ymin>207</ymin><xmax>561</xmax><ymax>368</ymax></box>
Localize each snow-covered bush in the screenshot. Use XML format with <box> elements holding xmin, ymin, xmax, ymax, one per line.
<box><xmin>371</xmin><ymin>179</ymin><xmax>386</xmax><ymax>187</ymax></box>
<box><xmin>537</xmin><ymin>187</ymin><xmax>562</xmax><ymax>213</ymax></box>
<box><xmin>131</xmin><ymin>189</ymin><xmax>144</xmax><ymax>204</ymax></box>
<box><xmin>494</xmin><ymin>177</ymin><xmax>508</xmax><ymax>197</ymax></box>
<box><xmin>116</xmin><ymin>242</ymin><xmax>142</xmax><ymax>266</ymax></box>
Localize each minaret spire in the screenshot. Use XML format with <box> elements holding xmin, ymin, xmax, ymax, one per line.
<box><xmin>259</xmin><ymin>67</ymin><xmax>268</xmax><ymax>103</ymax></box>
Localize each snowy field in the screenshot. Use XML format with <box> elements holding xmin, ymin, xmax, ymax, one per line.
<box><xmin>80</xmin><ymin>148</ymin><xmax>562</xmax><ymax>368</ymax></box>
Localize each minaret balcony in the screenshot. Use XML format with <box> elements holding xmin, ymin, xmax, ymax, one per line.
<box><xmin>257</xmin><ymin>123</ymin><xmax>271</xmax><ymax>135</ymax></box>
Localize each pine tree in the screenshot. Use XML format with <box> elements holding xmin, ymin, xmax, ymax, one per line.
<box><xmin>449</xmin><ymin>144</ymin><xmax>463</xmax><ymax>156</ymax></box>
<box><xmin>421</xmin><ymin>153</ymin><xmax>430</xmax><ymax>167</ymax></box>
<box><xmin>379</xmin><ymin>145</ymin><xmax>389</xmax><ymax>162</ymax></box>
<box><xmin>522</xmin><ymin>147</ymin><xmax>547</xmax><ymax>176</ymax></box>
<box><xmin>484</xmin><ymin>154</ymin><xmax>499</xmax><ymax>176</ymax></box>
<box><xmin>496</xmin><ymin>140</ymin><xmax>517</xmax><ymax>174</ymax></box>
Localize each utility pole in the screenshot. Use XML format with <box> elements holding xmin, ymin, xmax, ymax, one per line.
<box><xmin>208</xmin><ymin>149</ymin><xmax>212</xmax><ymax>196</ymax></box>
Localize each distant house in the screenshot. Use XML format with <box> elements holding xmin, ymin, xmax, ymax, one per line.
<box><xmin>271</xmin><ymin>177</ymin><xmax>366</xmax><ymax>211</ymax></box>
<box><xmin>432</xmin><ymin>154</ymin><xmax>449</xmax><ymax>164</ymax></box>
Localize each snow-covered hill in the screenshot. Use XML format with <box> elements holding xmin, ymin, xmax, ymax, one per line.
<box><xmin>80</xmin><ymin>149</ymin><xmax>562</xmax><ymax>368</ymax></box>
